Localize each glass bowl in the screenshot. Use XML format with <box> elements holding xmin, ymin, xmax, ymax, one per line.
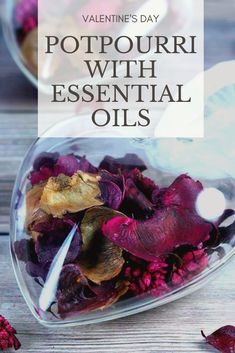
<box><xmin>10</xmin><ymin>112</ymin><xmax>235</xmax><ymax>326</ymax></box>
<box><xmin>2</xmin><ymin>0</ymin><xmax>193</xmax><ymax>91</ymax></box>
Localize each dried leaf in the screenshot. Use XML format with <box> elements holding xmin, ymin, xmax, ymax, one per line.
<box><xmin>40</xmin><ymin>172</ymin><xmax>103</xmax><ymax>217</ymax></box>
<box><xmin>25</xmin><ymin>184</ymin><xmax>49</xmax><ymax>236</ymax></box>
<box><xmin>80</xmin><ymin>207</ymin><xmax>125</xmax><ymax>284</ymax></box>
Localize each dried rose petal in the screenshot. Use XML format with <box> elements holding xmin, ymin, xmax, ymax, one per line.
<box><xmin>15</xmin><ymin>217</ymin><xmax>81</xmax><ymax>281</ymax></box>
<box><xmin>34</xmin><ymin>218</ymin><xmax>81</xmax><ymax>265</ymax></box>
<box><xmin>57</xmin><ymin>264</ymin><xmax>87</xmax><ymax>291</ymax></box>
<box><xmin>160</xmin><ymin>174</ymin><xmax>203</xmax><ymax>210</ymax></box>
<box><xmin>102</xmin><ymin>175</ymin><xmax>212</xmax><ymax>261</ymax></box>
<box><xmin>77</xmin><ymin>156</ymin><xmax>98</xmax><ymax>174</ymax></box>
<box><xmin>124</xmin><ymin>177</ymin><xmax>153</xmax><ymax>215</ymax></box>
<box><xmin>126</xmin><ymin>168</ymin><xmax>159</xmax><ymax>202</ymax></box>
<box><xmin>99</xmin><ymin>170</ymin><xmax>125</xmax><ymax>195</ymax></box>
<box><xmin>99</xmin><ymin>180</ymin><xmax>123</xmax><ymax>210</ymax></box>
<box><xmin>29</xmin><ymin>152</ymin><xmax>59</xmax><ymax>185</ymax></box>
<box><xmin>14</xmin><ymin>238</ymin><xmax>37</xmax><ymax>263</ymax></box>
<box><xmin>99</xmin><ymin>170</ymin><xmax>125</xmax><ymax>210</ymax></box>
<box><xmin>54</xmin><ymin>155</ymin><xmax>80</xmax><ymax>176</ymax></box>
<box><xmin>120</xmin><ymin>169</ymin><xmax>159</xmax><ymax>219</ymax></box>
<box><xmin>33</xmin><ymin>152</ymin><xmax>59</xmax><ymax>171</ymax></box>
<box><xmin>80</xmin><ymin>207</ymin><xmax>125</xmax><ymax>284</ymax></box>
<box><xmin>40</xmin><ymin>172</ymin><xmax>103</xmax><ymax>217</ymax></box>
<box><xmin>26</xmin><ymin>261</ymin><xmax>49</xmax><ymax>282</ymax></box>
<box><xmin>56</xmin><ymin>264</ymin><xmax>128</xmax><ymax>318</ymax></box>
<box><xmin>99</xmin><ymin>153</ymin><xmax>147</xmax><ymax>174</ymax></box>
<box><xmin>14</xmin><ymin>238</ymin><xmax>47</xmax><ymax>280</ymax></box>
<box><xmin>29</xmin><ymin>166</ymin><xmax>54</xmax><ymax>186</ymax></box>
<box><xmin>29</xmin><ymin>153</ymin><xmax>82</xmax><ymax>185</ymax></box>
<box><xmin>202</xmin><ymin>326</ymin><xmax>235</xmax><ymax>353</ymax></box>
<box><xmin>102</xmin><ymin>208</ymin><xmax>211</xmax><ymax>262</ymax></box>
<box><xmin>171</xmin><ymin>248</ymin><xmax>208</xmax><ymax>286</ymax></box>
<box><xmin>79</xmin><ymin>233</ymin><xmax>124</xmax><ymax>285</ymax></box>
<box><xmin>0</xmin><ymin>315</ymin><xmax>21</xmax><ymax>351</ymax></box>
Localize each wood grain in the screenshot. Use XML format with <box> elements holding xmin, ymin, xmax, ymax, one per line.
<box><xmin>1</xmin><ymin>236</ymin><xmax>235</xmax><ymax>353</ymax></box>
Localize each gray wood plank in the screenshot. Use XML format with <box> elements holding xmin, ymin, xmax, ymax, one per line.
<box><xmin>0</xmin><ymin>112</ymin><xmax>36</xmax><ymax>233</ymax></box>
<box><xmin>205</xmin><ymin>0</ymin><xmax>235</xmax><ymax>20</ymax></box>
<box><xmin>1</xmin><ymin>236</ymin><xmax>235</xmax><ymax>353</ymax></box>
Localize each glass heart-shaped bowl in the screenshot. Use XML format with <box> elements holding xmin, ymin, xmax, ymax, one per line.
<box><xmin>10</xmin><ymin>110</ymin><xmax>235</xmax><ymax>327</ymax></box>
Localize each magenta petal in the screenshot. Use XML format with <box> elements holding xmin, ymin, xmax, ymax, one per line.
<box><xmin>124</xmin><ymin>177</ymin><xmax>153</xmax><ymax>214</ymax></box>
<box><xmin>29</xmin><ymin>152</ymin><xmax>59</xmax><ymax>185</ymax></box>
<box><xmin>55</xmin><ymin>155</ymin><xmax>80</xmax><ymax>176</ymax></box>
<box><xmin>102</xmin><ymin>209</ymin><xmax>211</xmax><ymax>261</ymax></box>
<box><xmin>30</xmin><ymin>153</ymin><xmax>83</xmax><ymax>185</ymax></box>
<box><xmin>127</xmin><ymin>168</ymin><xmax>159</xmax><ymax>202</ymax></box>
<box><xmin>29</xmin><ymin>166</ymin><xmax>54</xmax><ymax>185</ymax></box>
<box><xmin>102</xmin><ymin>175</ymin><xmax>211</xmax><ymax>261</ymax></box>
<box><xmin>202</xmin><ymin>326</ymin><xmax>235</xmax><ymax>353</ymax></box>
<box><xmin>161</xmin><ymin>174</ymin><xmax>203</xmax><ymax>210</ymax></box>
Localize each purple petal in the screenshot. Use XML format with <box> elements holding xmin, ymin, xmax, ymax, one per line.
<box><xmin>34</xmin><ymin>219</ymin><xmax>82</xmax><ymax>265</ymax></box>
<box><xmin>100</xmin><ymin>180</ymin><xmax>123</xmax><ymax>210</ymax></box>
<box><xmin>124</xmin><ymin>177</ymin><xmax>153</xmax><ymax>215</ymax></box>
<box><xmin>33</xmin><ymin>152</ymin><xmax>59</xmax><ymax>171</ymax></box>
<box><xmin>77</xmin><ymin>156</ymin><xmax>98</xmax><ymax>174</ymax></box>
<box><xmin>99</xmin><ymin>153</ymin><xmax>147</xmax><ymax>174</ymax></box>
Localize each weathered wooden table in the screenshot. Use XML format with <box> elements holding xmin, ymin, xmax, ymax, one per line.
<box><xmin>0</xmin><ymin>1</ymin><xmax>235</xmax><ymax>352</ymax></box>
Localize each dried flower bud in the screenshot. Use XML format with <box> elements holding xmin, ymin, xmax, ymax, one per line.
<box><xmin>0</xmin><ymin>315</ymin><xmax>21</xmax><ymax>351</ymax></box>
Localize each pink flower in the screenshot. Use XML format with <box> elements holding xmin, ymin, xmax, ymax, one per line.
<box><xmin>171</xmin><ymin>249</ymin><xmax>208</xmax><ymax>286</ymax></box>
<box><xmin>0</xmin><ymin>315</ymin><xmax>21</xmax><ymax>351</ymax></box>
<box><xmin>124</xmin><ymin>254</ymin><xmax>169</xmax><ymax>297</ymax></box>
